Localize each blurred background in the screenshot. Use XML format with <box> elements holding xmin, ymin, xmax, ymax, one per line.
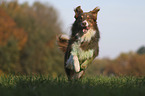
<box><xmin>0</xmin><ymin>0</ymin><xmax>145</xmax><ymax>77</ymax></box>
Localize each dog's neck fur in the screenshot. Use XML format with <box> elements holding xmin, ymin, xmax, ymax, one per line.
<box><xmin>79</xmin><ymin>28</ymin><xmax>96</xmax><ymax>42</ymax></box>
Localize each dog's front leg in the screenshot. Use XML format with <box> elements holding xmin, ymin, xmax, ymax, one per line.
<box><xmin>66</xmin><ymin>55</ymin><xmax>80</xmax><ymax>72</ymax></box>
<box><xmin>80</xmin><ymin>58</ymin><xmax>94</xmax><ymax>70</ymax></box>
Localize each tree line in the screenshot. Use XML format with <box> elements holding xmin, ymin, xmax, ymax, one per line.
<box><xmin>86</xmin><ymin>46</ymin><xmax>145</xmax><ymax>76</ymax></box>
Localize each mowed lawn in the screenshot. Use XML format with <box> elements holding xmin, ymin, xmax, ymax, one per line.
<box><xmin>0</xmin><ymin>75</ymin><xmax>145</xmax><ymax>96</ymax></box>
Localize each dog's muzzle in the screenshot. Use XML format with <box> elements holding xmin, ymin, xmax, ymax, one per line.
<box><xmin>81</xmin><ymin>20</ymin><xmax>90</xmax><ymax>33</ymax></box>
<box><xmin>81</xmin><ymin>20</ymin><xmax>89</xmax><ymax>27</ymax></box>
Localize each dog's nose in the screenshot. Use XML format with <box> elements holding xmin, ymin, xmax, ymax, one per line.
<box><xmin>81</xmin><ymin>20</ymin><xmax>88</xmax><ymax>27</ymax></box>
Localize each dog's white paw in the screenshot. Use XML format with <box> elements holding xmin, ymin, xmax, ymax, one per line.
<box><xmin>66</xmin><ymin>55</ymin><xmax>80</xmax><ymax>72</ymax></box>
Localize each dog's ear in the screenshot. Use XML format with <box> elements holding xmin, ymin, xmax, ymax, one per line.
<box><xmin>90</xmin><ymin>7</ymin><xmax>100</xmax><ymax>20</ymax></box>
<box><xmin>74</xmin><ymin>6</ymin><xmax>83</xmax><ymax>19</ymax></box>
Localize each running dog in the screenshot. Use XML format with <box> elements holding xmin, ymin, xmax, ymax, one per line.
<box><xmin>57</xmin><ymin>6</ymin><xmax>100</xmax><ymax>80</ymax></box>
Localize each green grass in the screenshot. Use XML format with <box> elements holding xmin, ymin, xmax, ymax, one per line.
<box><xmin>0</xmin><ymin>75</ymin><xmax>145</xmax><ymax>96</ymax></box>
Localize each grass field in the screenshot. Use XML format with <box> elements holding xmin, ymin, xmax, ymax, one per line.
<box><xmin>0</xmin><ymin>75</ymin><xmax>145</xmax><ymax>96</ymax></box>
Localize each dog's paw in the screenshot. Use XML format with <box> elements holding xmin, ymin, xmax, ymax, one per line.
<box><xmin>66</xmin><ymin>55</ymin><xmax>80</xmax><ymax>72</ymax></box>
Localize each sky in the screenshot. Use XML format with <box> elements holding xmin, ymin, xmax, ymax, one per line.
<box><xmin>18</xmin><ymin>0</ymin><xmax>145</xmax><ymax>58</ymax></box>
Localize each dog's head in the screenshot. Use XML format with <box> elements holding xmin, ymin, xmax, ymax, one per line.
<box><xmin>72</xmin><ymin>6</ymin><xmax>100</xmax><ymax>35</ymax></box>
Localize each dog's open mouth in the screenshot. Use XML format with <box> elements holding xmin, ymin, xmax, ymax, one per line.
<box><xmin>82</xmin><ymin>26</ymin><xmax>90</xmax><ymax>34</ymax></box>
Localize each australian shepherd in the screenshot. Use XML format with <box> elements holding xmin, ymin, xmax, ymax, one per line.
<box><xmin>57</xmin><ymin>6</ymin><xmax>100</xmax><ymax>80</ymax></box>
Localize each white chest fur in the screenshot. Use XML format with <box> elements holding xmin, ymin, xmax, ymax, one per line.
<box><xmin>80</xmin><ymin>29</ymin><xmax>96</xmax><ymax>42</ymax></box>
<box><xmin>65</xmin><ymin>28</ymin><xmax>96</xmax><ymax>72</ymax></box>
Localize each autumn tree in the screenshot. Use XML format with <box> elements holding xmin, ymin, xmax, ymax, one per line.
<box><xmin>0</xmin><ymin>7</ymin><xmax>27</xmax><ymax>73</ymax></box>
<box><xmin>1</xmin><ymin>1</ymin><xmax>64</xmax><ymax>75</ymax></box>
<box><xmin>0</xmin><ymin>8</ymin><xmax>27</xmax><ymax>49</ymax></box>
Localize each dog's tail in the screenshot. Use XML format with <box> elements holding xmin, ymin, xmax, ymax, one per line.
<box><xmin>57</xmin><ymin>34</ymin><xmax>70</xmax><ymax>53</ymax></box>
